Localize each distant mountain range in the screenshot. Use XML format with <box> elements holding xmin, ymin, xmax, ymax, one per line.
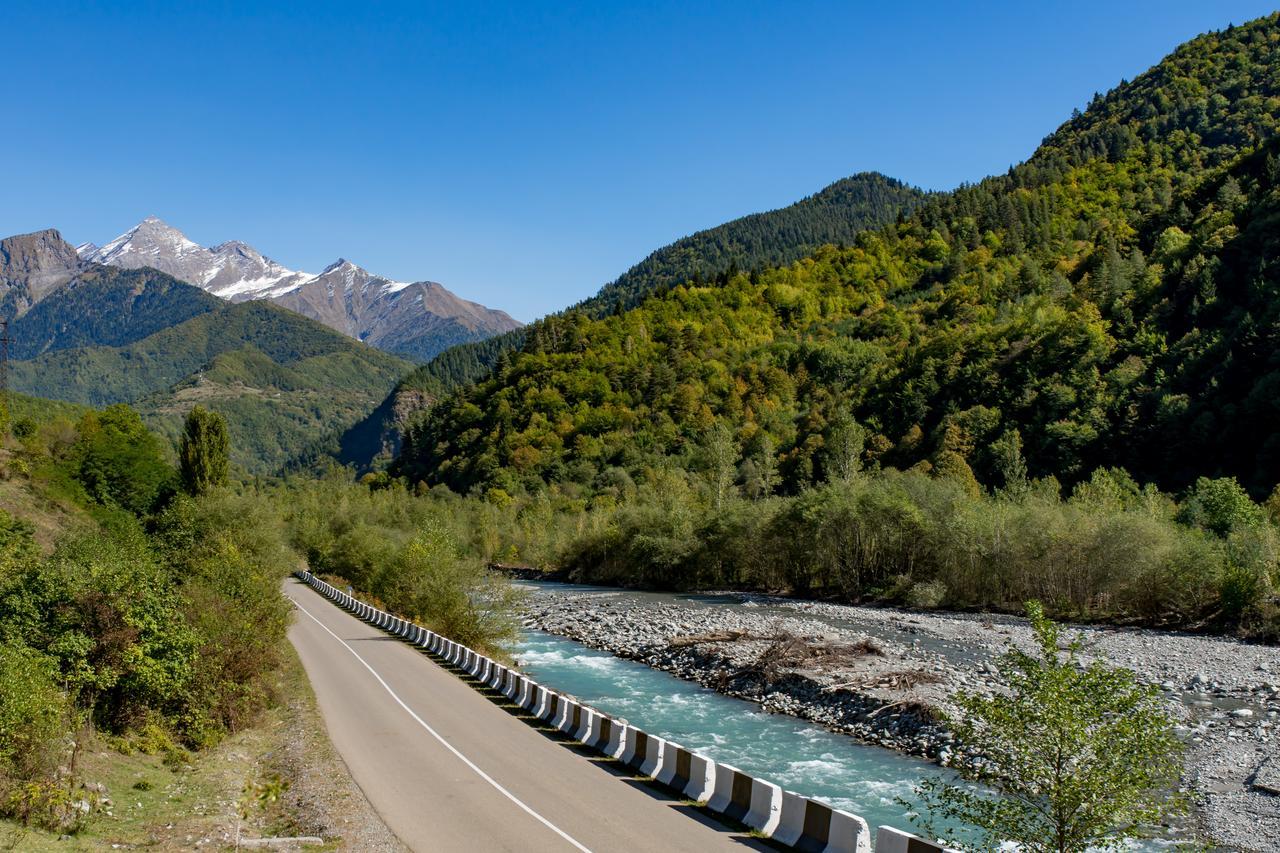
<box><xmin>0</xmin><ymin>227</ymin><xmax>411</xmax><ymax>473</ymax></box>
<box><xmin>78</xmin><ymin>217</ymin><xmax>521</xmax><ymax>362</ymax></box>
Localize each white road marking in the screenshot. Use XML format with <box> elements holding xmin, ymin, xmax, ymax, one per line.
<box><xmin>290</xmin><ymin>593</ymin><xmax>593</xmax><ymax>853</ymax></box>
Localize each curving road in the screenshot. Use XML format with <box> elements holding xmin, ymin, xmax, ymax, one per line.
<box><xmin>284</xmin><ymin>578</ymin><xmax>764</xmax><ymax>852</ymax></box>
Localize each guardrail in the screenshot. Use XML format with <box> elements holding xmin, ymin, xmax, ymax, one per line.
<box><xmin>295</xmin><ymin>571</ymin><xmax>954</xmax><ymax>853</ymax></box>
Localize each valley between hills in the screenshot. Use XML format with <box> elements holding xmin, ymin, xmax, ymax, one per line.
<box><xmin>2</xmin><ymin>9</ymin><xmax>1280</xmax><ymax>852</ymax></box>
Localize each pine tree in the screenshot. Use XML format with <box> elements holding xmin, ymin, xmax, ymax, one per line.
<box><xmin>179</xmin><ymin>406</ymin><xmax>230</xmax><ymax>495</ymax></box>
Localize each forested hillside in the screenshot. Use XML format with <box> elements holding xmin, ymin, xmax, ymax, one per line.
<box><xmin>10</xmin><ymin>302</ymin><xmax>410</xmax><ymax>472</ymax></box>
<box><xmin>398</xmin><ymin>16</ymin><xmax>1280</xmax><ymax>500</ymax></box>
<box><xmin>11</xmin><ymin>265</ymin><xmax>221</xmax><ymax>358</ymax></box>
<box><xmin>581</xmin><ymin>172</ymin><xmax>928</xmax><ymax>316</ymax></box>
<box><xmin>336</xmin><ymin>173</ymin><xmax>925</xmax><ymax>467</ymax></box>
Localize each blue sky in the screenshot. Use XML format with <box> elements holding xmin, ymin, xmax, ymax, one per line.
<box><xmin>3</xmin><ymin>1</ymin><xmax>1275</xmax><ymax>321</ymax></box>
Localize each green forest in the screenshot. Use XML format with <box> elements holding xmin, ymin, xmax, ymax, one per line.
<box><xmin>10</xmin><ymin>301</ymin><xmax>411</xmax><ymax>474</ymax></box>
<box><xmin>3</xmin><ymin>13</ymin><xmax>1280</xmax><ymax>848</ymax></box>
<box><xmin>385</xmin><ymin>16</ymin><xmax>1280</xmax><ymax>637</ymax></box>
<box><xmin>9</xmin><ymin>266</ymin><xmax>221</xmax><ymax>359</ymax></box>
<box><xmin>336</xmin><ymin>173</ymin><xmax>926</xmax><ymax>466</ymax></box>
<box><xmin>0</xmin><ymin>399</ymin><xmax>508</xmax><ymax>833</ymax></box>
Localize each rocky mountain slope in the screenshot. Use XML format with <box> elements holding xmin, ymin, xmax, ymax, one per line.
<box><xmin>79</xmin><ymin>218</ymin><xmax>520</xmax><ymax>361</ymax></box>
<box><xmin>0</xmin><ymin>229</ymin><xmax>410</xmax><ymax>472</ymax></box>
<box><xmin>2</xmin><ymin>228</ymin><xmax>223</xmax><ymax>357</ymax></box>
<box><xmin>271</xmin><ymin>258</ymin><xmax>522</xmax><ymax>362</ymax></box>
<box><xmin>1</xmin><ymin>228</ymin><xmax>88</xmax><ymax>317</ymax></box>
<box><xmin>78</xmin><ymin>216</ymin><xmax>311</xmax><ymax>300</ymax></box>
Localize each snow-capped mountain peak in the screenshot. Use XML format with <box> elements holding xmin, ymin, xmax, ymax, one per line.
<box><xmin>79</xmin><ymin>217</ymin><xmax>312</xmax><ymax>301</ymax></box>
<box><xmin>79</xmin><ymin>218</ymin><xmax>522</xmax><ymax>361</ymax></box>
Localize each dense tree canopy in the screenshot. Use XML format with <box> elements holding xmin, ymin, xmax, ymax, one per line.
<box><xmin>398</xmin><ymin>15</ymin><xmax>1280</xmax><ymax>500</ymax></box>
<box><xmin>336</xmin><ymin>174</ymin><xmax>925</xmax><ymax>467</ymax></box>
<box><xmin>11</xmin><ymin>301</ymin><xmax>410</xmax><ymax>474</ymax></box>
<box><xmin>9</xmin><ymin>267</ymin><xmax>220</xmax><ymax>359</ymax></box>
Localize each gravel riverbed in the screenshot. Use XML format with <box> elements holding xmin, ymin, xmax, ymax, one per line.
<box><xmin>521</xmin><ymin>586</ymin><xmax>1279</xmax><ymax>851</ymax></box>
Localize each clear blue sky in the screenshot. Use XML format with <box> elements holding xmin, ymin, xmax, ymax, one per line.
<box><xmin>3</xmin><ymin>1</ymin><xmax>1275</xmax><ymax>321</ymax></box>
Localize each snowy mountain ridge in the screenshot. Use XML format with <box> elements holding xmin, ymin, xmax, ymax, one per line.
<box><xmin>78</xmin><ymin>217</ymin><xmax>521</xmax><ymax>361</ymax></box>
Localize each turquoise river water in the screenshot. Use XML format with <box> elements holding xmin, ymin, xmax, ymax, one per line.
<box><xmin>511</xmin><ymin>628</ymin><xmax>966</xmax><ymax>838</ymax></box>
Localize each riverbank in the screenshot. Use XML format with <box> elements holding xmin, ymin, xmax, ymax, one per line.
<box><xmin>520</xmin><ymin>584</ymin><xmax>1279</xmax><ymax>851</ymax></box>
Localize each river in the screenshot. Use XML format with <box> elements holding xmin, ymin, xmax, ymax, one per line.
<box><xmin>510</xmin><ymin>582</ymin><xmax>1185</xmax><ymax>849</ymax></box>
<box><xmin>512</xmin><ymin>628</ymin><xmax>965</xmax><ymax>839</ymax></box>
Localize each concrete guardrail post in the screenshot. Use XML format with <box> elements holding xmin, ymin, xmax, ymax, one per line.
<box><xmin>540</xmin><ymin>692</ymin><xmax>562</xmax><ymax>723</ymax></box>
<box><xmin>655</xmin><ymin>744</ymin><xmax>715</xmax><ymax>802</ymax></box>
<box><xmin>875</xmin><ymin>826</ymin><xmax>949</xmax><ymax>853</ymax></box>
<box><xmin>523</xmin><ymin>683</ymin><xmax>545</xmax><ymax>714</ymax></box>
<box><xmin>553</xmin><ymin>698</ymin><xmax>578</xmax><ymax>733</ymax></box>
<box><xmin>622</xmin><ymin>730</ymin><xmax>667</xmax><ymax>778</ymax></box>
<box><xmin>773</xmin><ymin>791</ymin><xmax>871</xmax><ymax>853</ymax></box>
<box><xmin>573</xmin><ymin>706</ymin><xmax>596</xmax><ymax>742</ymax></box>
<box><xmin>583</xmin><ymin>713</ymin><xmax>610</xmax><ymax>751</ymax></box>
<box><xmin>638</xmin><ymin>733</ymin><xmax>667</xmax><ymax>778</ymax></box>
<box><xmin>603</xmin><ymin>721</ymin><xmax>628</xmax><ymax>759</ymax></box>
<box><xmin>684</xmin><ymin>752</ymin><xmax>716</xmax><ymax>802</ymax></box>
<box><xmin>708</xmin><ymin>762</ymin><xmax>782</xmax><ymax>836</ymax></box>
<box><xmin>532</xmin><ymin>688</ymin><xmax>549</xmax><ymax>719</ymax></box>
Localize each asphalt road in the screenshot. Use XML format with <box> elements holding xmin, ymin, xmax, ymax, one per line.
<box><xmin>284</xmin><ymin>578</ymin><xmax>764</xmax><ymax>852</ymax></box>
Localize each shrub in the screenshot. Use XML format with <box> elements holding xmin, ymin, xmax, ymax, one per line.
<box><xmin>911</xmin><ymin>603</ymin><xmax>1186</xmax><ymax>852</ymax></box>
<box><xmin>906</xmin><ymin>580</ymin><xmax>948</xmax><ymax>609</ymax></box>
<box><xmin>1179</xmin><ymin>476</ymin><xmax>1265</xmax><ymax>536</ymax></box>
<box><xmin>153</xmin><ymin>491</ymin><xmax>294</xmax><ymax>741</ymax></box>
<box><xmin>0</xmin><ymin>641</ymin><xmax>69</xmax><ymax>787</ymax></box>
<box><xmin>70</xmin><ymin>405</ymin><xmax>176</xmax><ymax>515</ymax></box>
